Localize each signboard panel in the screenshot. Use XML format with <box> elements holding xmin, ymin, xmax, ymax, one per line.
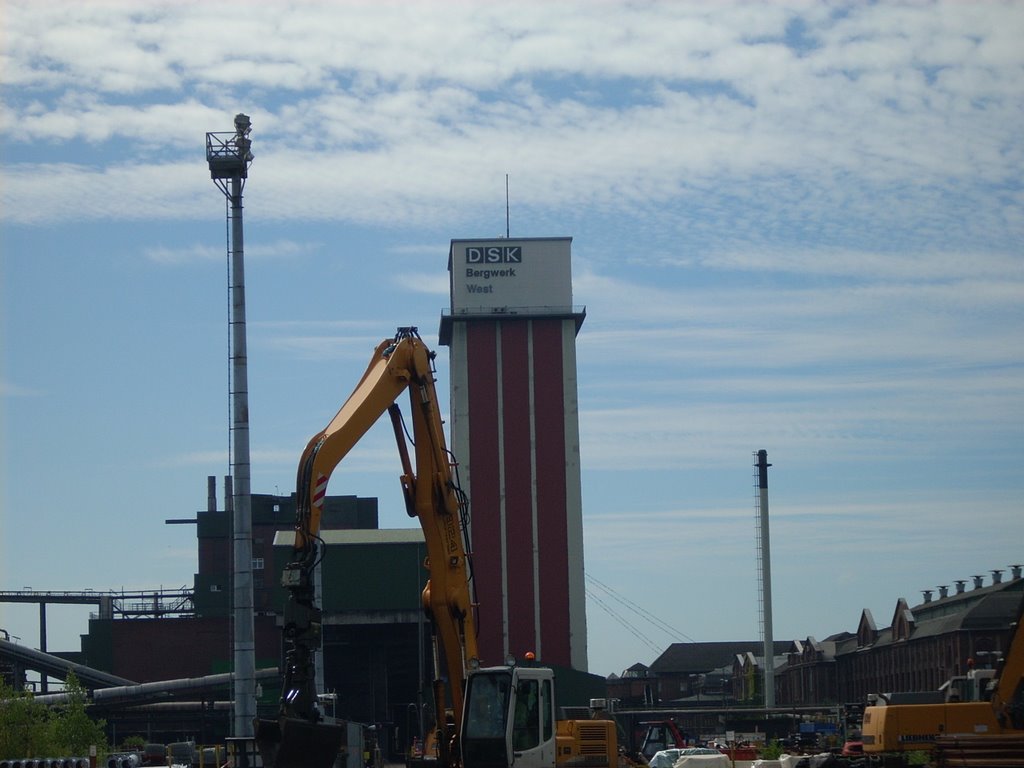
<box><xmin>449</xmin><ymin>238</ymin><xmax>572</xmax><ymax>313</ymax></box>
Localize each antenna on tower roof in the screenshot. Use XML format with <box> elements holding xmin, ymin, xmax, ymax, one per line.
<box><xmin>505</xmin><ymin>173</ymin><xmax>510</xmax><ymax>238</ymax></box>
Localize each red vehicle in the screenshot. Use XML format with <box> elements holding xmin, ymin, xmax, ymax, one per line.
<box><xmin>638</xmin><ymin>720</ymin><xmax>687</xmax><ymax>759</ymax></box>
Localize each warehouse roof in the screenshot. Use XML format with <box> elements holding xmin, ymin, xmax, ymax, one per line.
<box><xmin>650</xmin><ymin>641</ymin><xmax>790</xmax><ymax>675</ymax></box>
<box><xmin>273</xmin><ymin>528</ymin><xmax>424</xmax><ymax>546</ymax></box>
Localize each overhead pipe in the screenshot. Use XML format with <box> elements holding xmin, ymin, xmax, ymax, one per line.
<box><xmin>0</xmin><ymin>637</ymin><xmax>134</xmax><ymax>690</ymax></box>
<box><xmin>30</xmin><ymin>667</ymin><xmax>277</xmax><ymax>707</ymax></box>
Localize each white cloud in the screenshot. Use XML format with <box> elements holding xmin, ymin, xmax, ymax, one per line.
<box><xmin>144</xmin><ymin>239</ymin><xmax>319</xmax><ymax>264</ymax></box>
<box><xmin>0</xmin><ymin>378</ymin><xmax>45</xmax><ymax>397</ymax></box>
<box><xmin>392</xmin><ymin>271</ymin><xmax>449</xmax><ymax>296</ymax></box>
<box><xmin>2</xmin><ymin>1</ymin><xmax>1020</xmax><ymax>232</ymax></box>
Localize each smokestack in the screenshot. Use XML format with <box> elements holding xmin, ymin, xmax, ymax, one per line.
<box><xmin>208</xmin><ymin>476</ymin><xmax>217</xmax><ymax>513</ymax></box>
<box><xmin>991</xmin><ymin>569</ymin><xmax>1003</xmax><ymax>585</ymax></box>
<box><xmin>754</xmin><ymin>450</ymin><xmax>775</xmax><ymax>708</ymax></box>
<box><xmin>937</xmin><ymin>585</ymin><xmax>948</xmax><ymax>599</ymax></box>
<box><xmin>922</xmin><ymin>590</ymin><xmax>933</xmax><ymax>603</ymax></box>
<box><xmin>955</xmin><ymin>580</ymin><xmax>967</xmax><ymax>594</ymax></box>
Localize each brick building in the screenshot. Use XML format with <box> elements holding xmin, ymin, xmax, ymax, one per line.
<box><xmin>607</xmin><ymin>567</ymin><xmax>1022</xmax><ymax>713</ymax></box>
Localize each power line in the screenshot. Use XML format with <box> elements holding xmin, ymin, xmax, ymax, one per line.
<box><xmin>585</xmin><ymin>587</ymin><xmax>663</xmax><ymax>656</ymax></box>
<box><xmin>586</xmin><ymin>572</ymin><xmax>697</xmax><ymax>644</ymax></box>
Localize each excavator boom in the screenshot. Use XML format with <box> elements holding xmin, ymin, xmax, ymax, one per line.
<box><xmin>257</xmin><ymin>327</ymin><xmax>478</xmax><ymax>768</ymax></box>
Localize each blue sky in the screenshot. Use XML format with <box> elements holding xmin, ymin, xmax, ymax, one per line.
<box><xmin>1</xmin><ymin>1</ymin><xmax>1022</xmax><ymax>679</ymax></box>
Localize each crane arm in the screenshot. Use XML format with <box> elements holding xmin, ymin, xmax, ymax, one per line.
<box><xmin>273</xmin><ymin>327</ymin><xmax>479</xmax><ymax>765</ymax></box>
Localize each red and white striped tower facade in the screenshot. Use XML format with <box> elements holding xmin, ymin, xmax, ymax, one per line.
<box><xmin>439</xmin><ymin>237</ymin><xmax>588</xmax><ymax>672</ymax></box>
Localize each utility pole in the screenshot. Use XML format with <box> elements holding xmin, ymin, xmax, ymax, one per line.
<box><xmin>206</xmin><ymin>114</ymin><xmax>256</xmax><ymax>738</ymax></box>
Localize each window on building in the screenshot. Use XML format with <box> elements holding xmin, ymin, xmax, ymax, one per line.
<box><xmin>252</xmin><ymin>557</ymin><xmax>265</xmax><ymax>570</ymax></box>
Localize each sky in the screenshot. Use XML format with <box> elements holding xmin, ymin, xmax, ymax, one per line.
<box><xmin>1</xmin><ymin>0</ymin><xmax>1022</xmax><ymax>680</ymax></box>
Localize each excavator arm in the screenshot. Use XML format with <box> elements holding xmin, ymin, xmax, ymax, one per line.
<box><xmin>991</xmin><ymin>594</ymin><xmax>1024</xmax><ymax>730</ymax></box>
<box><xmin>257</xmin><ymin>327</ymin><xmax>479</xmax><ymax>768</ymax></box>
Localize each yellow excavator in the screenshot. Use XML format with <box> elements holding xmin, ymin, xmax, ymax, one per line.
<box><xmin>255</xmin><ymin>327</ymin><xmax>619</xmax><ymax>768</ymax></box>
<box><xmin>861</xmin><ymin>593</ymin><xmax>1024</xmax><ymax>756</ymax></box>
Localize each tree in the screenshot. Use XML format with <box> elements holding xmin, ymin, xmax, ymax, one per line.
<box><xmin>0</xmin><ymin>680</ymin><xmax>54</xmax><ymax>757</ymax></box>
<box><xmin>48</xmin><ymin>672</ymin><xmax>108</xmax><ymax>757</ymax></box>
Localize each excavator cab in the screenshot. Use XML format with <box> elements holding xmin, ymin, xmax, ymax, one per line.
<box><xmin>461</xmin><ymin>666</ymin><xmax>558</xmax><ymax>768</ymax></box>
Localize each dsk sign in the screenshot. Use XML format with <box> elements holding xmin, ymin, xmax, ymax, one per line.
<box><xmin>449</xmin><ymin>238</ymin><xmax>572</xmax><ymax>313</ymax></box>
<box><xmin>466</xmin><ymin>245</ymin><xmax>522</xmax><ymax>264</ymax></box>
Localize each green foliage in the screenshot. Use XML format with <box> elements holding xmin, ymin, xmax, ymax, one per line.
<box><xmin>0</xmin><ymin>672</ymin><xmax>108</xmax><ymax>759</ymax></box>
<box><xmin>48</xmin><ymin>672</ymin><xmax>108</xmax><ymax>757</ymax></box>
<box><xmin>0</xmin><ymin>680</ymin><xmax>55</xmax><ymax>757</ymax></box>
<box><xmin>759</xmin><ymin>739</ymin><xmax>785</xmax><ymax>760</ymax></box>
<box><xmin>906</xmin><ymin>750</ymin><xmax>930</xmax><ymax>765</ymax></box>
<box><xmin>121</xmin><ymin>736</ymin><xmax>147</xmax><ymax>752</ymax></box>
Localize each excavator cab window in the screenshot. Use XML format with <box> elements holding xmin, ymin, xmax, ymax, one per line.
<box><xmin>513</xmin><ymin>679</ymin><xmax>540</xmax><ymax>751</ymax></box>
<box><xmin>466</xmin><ymin>673</ymin><xmax>511</xmax><ymax>739</ymax></box>
<box><xmin>463</xmin><ymin>670</ymin><xmax>513</xmax><ymax>768</ymax></box>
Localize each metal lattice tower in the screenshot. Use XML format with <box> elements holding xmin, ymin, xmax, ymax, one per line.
<box><xmin>206</xmin><ymin>114</ymin><xmax>256</xmax><ymax>738</ymax></box>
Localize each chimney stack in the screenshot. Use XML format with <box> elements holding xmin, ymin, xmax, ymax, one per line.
<box><xmin>1011</xmin><ymin>565</ymin><xmax>1023</xmax><ymax>580</ymax></box>
<box><xmin>973</xmin><ymin>575</ymin><xmax>985</xmax><ymax>589</ymax></box>
<box><xmin>938</xmin><ymin>585</ymin><xmax>949</xmax><ymax>599</ymax></box>
<box><xmin>955</xmin><ymin>580</ymin><xmax>967</xmax><ymax>594</ymax></box>
<box><xmin>208</xmin><ymin>476</ymin><xmax>217</xmax><ymax>513</ymax></box>
<box><xmin>922</xmin><ymin>589</ymin><xmax>933</xmax><ymax>603</ymax></box>
<box><xmin>991</xmin><ymin>569</ymin><xmax>1003</xmax><ymax>585</ymax></box>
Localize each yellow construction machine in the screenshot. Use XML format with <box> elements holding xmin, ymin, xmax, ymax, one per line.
<box><xmin>255</xmin><ymin>328</ymin><xmax>619</xmax><ymax>768</ymax></box>
<box><xmin>861</xmin><ymin>594</ymin><xmax>1024</xmax><ymax>758</ymax></box>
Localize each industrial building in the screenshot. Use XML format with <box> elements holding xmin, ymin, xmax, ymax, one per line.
<box><xmin>604</xmin><ymin>568</ymin><xmax>1022</xmax><ymax>749</ymax></box>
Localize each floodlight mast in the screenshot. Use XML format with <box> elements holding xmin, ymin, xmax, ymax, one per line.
<box><xmin>206</xmin><ymin>114</ymin><xmax>256</xmax><ymax>739</ymax></box>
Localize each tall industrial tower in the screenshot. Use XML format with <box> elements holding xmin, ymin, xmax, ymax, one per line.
<box><xmin>440</xmin><ymin>238</ymin><xmax>588</xmax><ymax>671</ymax></box>
<box><xmin>206</xmin><ymin>114</ymin><xmax>256</xmax><ymax>737</ymax></box>
<box><xmin>754</xmin><ymin>449</ymin><xmax>775</xmax><ymax>708</ymax></box>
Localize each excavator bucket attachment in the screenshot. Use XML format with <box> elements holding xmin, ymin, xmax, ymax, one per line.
<box><xmin>255</xmin><ymin>716</ymin><xmax>345</xmax><ymax>768</ymax></box>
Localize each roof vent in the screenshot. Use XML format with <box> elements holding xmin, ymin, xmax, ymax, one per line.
<box><xmin>938</xmin><ymin>585</ymin><xmax>949</xmax><ymax>599</ymax></box>
<box><xmin>921</xmin><ymin>589</ymin><xmax>933</xmax><ymax>603</ymax></box>
<box><xmin>973</xmin><ymin>575</ymin><xmax>985</xmax><ymax>589</ymax></box>
<box><xmin>991</xmin><ymin>569</ymin><xmax>1003</xmax><ymax>585</ymax></box>
<box><xmin>955</xmin><ymin>580</ymin><xmax>967</xmax><ymax>594</ymax></box>
<box><xmin>1011</xmin><ymin>565</ymin><xmax>1023</xmax><ymax>580</ymax></box>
